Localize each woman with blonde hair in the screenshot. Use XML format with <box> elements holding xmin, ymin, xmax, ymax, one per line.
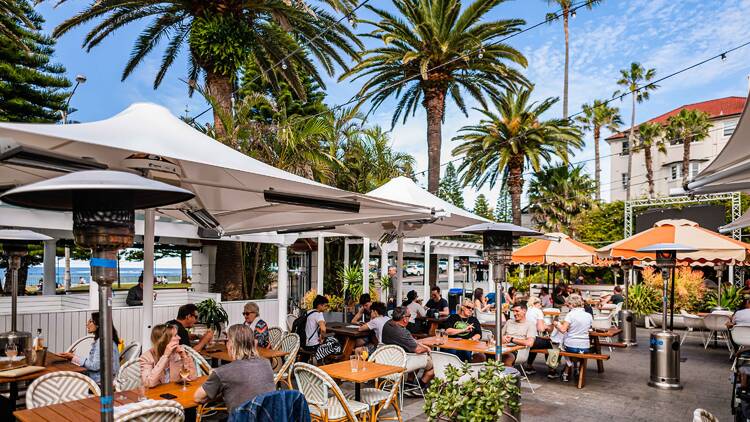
<box><xmin>139</xmin><ymin>323</ymin><xmax>197</xmax><ymax>388</ymax></box>
<box><xmin>194</xmin><ymin>324</ymin><xmax>275</xmax><ymax>413</ymax></box>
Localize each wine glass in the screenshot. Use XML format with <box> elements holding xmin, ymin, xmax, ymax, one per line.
<box><xmin>5</xmin><ymin>343</ymin><xmax>17</xmax><ymax>359</ymax></box>
<box><xmin>179</xmin><ymin>365</ymin><xmax>191</xmax><ymax>391</ymax></box>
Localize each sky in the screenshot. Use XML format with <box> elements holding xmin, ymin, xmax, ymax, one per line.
<box><xmin>28</xmin><ymin>0</ymin><xmax>750</xmax><ymax>260</ymax></box>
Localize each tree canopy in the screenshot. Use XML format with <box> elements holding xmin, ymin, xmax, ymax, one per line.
<box><xmin>438</xmin><ymin>162</ymin><xmax>465</xmax><ymax>209</ymax></box>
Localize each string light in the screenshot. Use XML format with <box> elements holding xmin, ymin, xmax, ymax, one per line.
<box><xmin>571</xmin><ymin>9</ymin><xmax>577</xmax><ymax>18</ymax></box>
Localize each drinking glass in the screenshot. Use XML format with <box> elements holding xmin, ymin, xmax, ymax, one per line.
<box><xmin>5</xmin><ymin>343</ymin><xmax>17</xmax><ymax>359</ymax></box>
<box><xmin>350</xmin><ymin>355</ymin><xmax>359</xmax><ymax>372</ymax></box>
<box><xmin>137</xmin><ymin>385</ymin><xmax>147</xmax><ymax>402</ymax></box>
<box><xmin>179</xmin><ymin>365</ymin><xmax>191</xmax><ymax>391</ymax></box>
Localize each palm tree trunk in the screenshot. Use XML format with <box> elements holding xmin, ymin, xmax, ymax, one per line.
<box><xmin>205</xmin><ymin>70</ymin><xmax>233</xmax><ymax>141</ymax></box>
<box><xmin>682</xmin><ymin>136</ymin><xmax>691</xmax><ymax>187</ymax></box>
<box><xmin>626</xmin><ymin>94</ymin><xmax>636</xmax><ymax>201</ymax></box>
<box><xmin>644</xmin><ymin>144</ymin><xmax>654</xmax><ymax>198</ymax></box>
<box><xmin>180</xmin><ymin>250</ymin><xmax>187</xmax><ymax>282</ymax></box>
<box><xmin>594</xmin><ymin>125</ymin><xmax>601</xmax><ymax>201</ymax></box>
<box><xmin>423</xmin><ymin>84</ymin><xmax>446</xmax><ymax>194</ymax></box>
<box><xmin>508</xmin><ymin>156</ymin><xmax>524</xmax><ymax>226</ymax></box>
<box><xmin>562</xmin><ymin>8</ymin><xmax>570</xmax><ymax>119</ymax></box>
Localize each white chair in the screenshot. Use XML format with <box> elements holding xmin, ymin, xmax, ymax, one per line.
<box><xmin>692</xmin><ymin>408</ymin><xmax>719</xmax><ymax>422</ymax></box>
<box><xmin>287</xmin><ymin>314</ymin><xmax>297</xmax><ymax>332</ymax></box>
<box><xmin>183</xmin><ymin>345</ymin><xmax>212</xmax><ymax>375</ymax></box>
<box><xmin>480</xmin><ymin>329</ymin><xmax>493</xmax><ymax>342</ymax></box>
<box><xmin>703</xmin><ymin>313</ymin><xmax>732</xmax><ymax>355</ymax></box>
<box><xmin>514</xmin><ymin>347</ymin><xmax>535</xmax><ymax>394</ymax></box>
<box><xmin>274</xmin><ymin>332</ymin><xmax>300</xmax><ymax>390</ymax></box>
<box><xmin>114</xmin><ymin>399</ymin><xmax>184</xmax><ymax>422</ymax></box>
<box><xmin>27</xmin><ymin>371</ymin><xmax>100</xmax><ymax>409</ymax></box>
<box><xmin>475</xmin><ymin>310</ymin><xmax>495</xmax><ymax>324</ymax></box>
<box><xmin>680</xmin><ymin>311</ymin><xmax>707</xmax><ymax>346</ymax></box>
<box><xmin>115</xmin><ymin>358</ymin><xmax>142</xmax><ymax>392</ymax></box>
<box><xmin>268</xmin><ymin>326</ymin><xmax>284</xmax><ymax>349</ymax></box>
<box><xmin>353</xmin><ymin>345</ymin><xmax>405</xmax><ymax>421</ymax></box>
<box><xmin>431</xmin><ymin>351</ymin><xmax>482</xmax><ymax>384</ymax></box>
<box><xmin>294</xmin><ymin>362</ymin><xmax>369</xmax><ymax>422</ymax></box>
<box><xmin>66</xmin><ymin>334</ymin><xmax>95</xmax><ymax>355</ymax></box>
<box><xmin>120</xmin><ymin>342</ymin><xmax>141</xmax><ymax>364</ymax></box>
<box><xmin>732</xmin><ymin>325</ymin><xmax>750</xmax><ymax>347</ymax></box>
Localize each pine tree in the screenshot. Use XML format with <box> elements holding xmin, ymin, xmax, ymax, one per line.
<box><xmin>473</xmin><ymin>194</ymin><xmax>495</xmax><ymax>221</ymax></box>
<box><xmin>495</xmin><ymin>185</ymin><xmax>512</xmax><ymax>223</ymax></box>
<box><xmin>438</xmin><ymin>162</ymin><xmax>465</xmax><ymax>209</ymax></box>
<box><xmin>0</xmin><ymin>0</ymin><xmax>70</xmax><ymax>123</ymax></box>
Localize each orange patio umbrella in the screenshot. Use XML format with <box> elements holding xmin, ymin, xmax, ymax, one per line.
<box><xmin>512</xmin><ymin>232</ymin><xmax>598</xmax><ymax>265</ymax></box>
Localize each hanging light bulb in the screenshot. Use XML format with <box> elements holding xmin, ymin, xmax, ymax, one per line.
<box><xmin>348</xmin><ymin>17</ymin><xmax>355</xmax><ymax>25</ymax></box>
<box><xmin>477</xmin><ymin>48</ymin><xmax>484</xmax><ymax>59</ymax></box>
<box><xmin>721</xmin><ymin>53</ymin><xmax>727</xmax><ymax>62</ymax></box>
<box><xmin>282</xmin><ymin>62</ymin><xmax>288</xmax><ymax>70</ymax></box>
<box><xmin>571</xmin><ymin>9</ymin><xmax>577</xmax><ymax>18</ymax></box>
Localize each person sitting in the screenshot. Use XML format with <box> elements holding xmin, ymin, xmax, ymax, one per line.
<box><xmin>167</xmin><ymin>303</ymin><xmax>214</xmax><ymax>352</ymax></box>
<box><xmin>552</xmin><ymin>285</ymin><xmax>567</xmax><ymax>307</ymax></box>
<box><xmin>195</xmin><ymin>324</ymin><xmax>275</xmax><ymax>414</ymax></box>
<box><xmin>501</xmin><ymin>303</ymin><xmax>537</xmax><ymax>367</ymax></box>
<box><xmin>402</xmin><ymin>290</ymin><xmax>427</xmax><ymax>333</ymax></box>
<box><xmin>425</xmin><ymin>286</ymin><xmax>449</xmax><ymax>317</ymax></box>
<box><xmin>351</xmin><ymin>293</ymin><xmax>372</xmax><ymax>324</ymax></box>
<box><xmin>549</xmin><ymin>294</ymin><xmax>593</xmax><ymax>382</ymax></box>
<box><xmin>139</xmin><ymin>323</ymin><xmax>197</xmax><ymax>388</ymax></box>
<box><xmin>523</xmin><ymin>297</ymin><xmax>553</xmax><ymax>374</ymax></box>
<box><xmin>243</xmin><ymin>302</ymin><xmax>269</xmax><ymax>348</ymax></box>
<box><xmin>357</xmin><ymin>301</ymin><xmax>390</xmax><ymax>351</ymax></box>
<box><xmin>600</xmin><ymin>286</ymin><xmax>625</xmax><ymax>306</ymax></box>
<box><xmin>441</xmin><ymin>300</ymin><xmax>483</xmax><ymax>362</ymax></box>
<box><xmin>59</xmin><ymin>312</ymin><xmax>120</xmax><ymax>385</ymax></box>
<box><xmin>473</xmin><ymin>288</ymin><xmax>492</xmax><ymax>312</ymax></box>
<box><xmin>539</xmin><ymin>287</ymin><xmax>553</xmax><ymax>308</ymax></box>
<box><xmin>504</xmin><ymin>287</ymin><xmax>518</xmax><ymax>307</ymax></box>
<box><xmin>381</xmin><ymin>306</ymin><xmax>434</xmax><ymax>388</ymax></box>
<box><xmin>126</xmin><ymin>274</ymin><xmax>143</xmax><ymax>306</ymax></box>
<box><xmin>303</xmin><ymin>295</ymin><xmax>328</xmax><ymax>355</ymax></box>
<box><xmin>728</xmin><ymin>299</ymin><xmax>750</xmax><ymax>328</ymax></box>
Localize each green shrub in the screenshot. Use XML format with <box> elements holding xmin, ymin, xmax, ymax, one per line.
<box><xmin>702</xmin><ymin>285</ymin><xmax>743</xmax><ymax>312</ymax></box>
<box><xmin>627</xmin><ymin>284</ymin><xmax>660</xmax><ymax>316</ymax></box>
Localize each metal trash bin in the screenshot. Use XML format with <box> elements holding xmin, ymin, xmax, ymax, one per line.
<box><xmin>648</xmin><ymin>330</ymin><xmax>682</xmax><ymax>390</ymax></box>
<box><xmin>618</xmin><ymin>309</ymin><xmax>638</xmax><ymax>346</ymax></box>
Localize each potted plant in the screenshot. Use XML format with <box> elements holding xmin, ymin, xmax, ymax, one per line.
<box><xmin>627</xmin><ymin>284</ymin><xmax>660</xmax><ymax>327</ymax></box>
<box><xmin>301</xmin><ymin>289</ymin><xmax>347</xmax><ymax>322</ymax></box>
<box><xmin>339</xmin><ymin>265</ymin><xmax>377</xmax><ymax>300</ymax></box>
<box><xmin>424</xmin><ymin>359</ymin><xmax>521</xmax><ymax>421</ymax></box>
<box><xmin>196</xmin><ymin>298</ymin><xmax>229</xmax><ymax>336</ymax></box>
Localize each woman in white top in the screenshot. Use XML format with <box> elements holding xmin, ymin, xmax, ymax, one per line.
<box><xmin>402</xmin><ymin>290</ymin><xmax>427</xmax><ymax>328</ymax></box>
<box><xmin>551</xmin><ymin>294</ymin><xmax>593</xmax><ymax>382</ymax></box>
<box><xmin>525</xmin><ymin>296</ymin><xmax>548</xmax><ymax>334</ymax></box>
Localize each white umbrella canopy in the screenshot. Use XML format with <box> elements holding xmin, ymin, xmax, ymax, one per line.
<box><xmin>0</xmin><ymin>103</ymin><xmax>431</xmax><ymax>234</ymax></box>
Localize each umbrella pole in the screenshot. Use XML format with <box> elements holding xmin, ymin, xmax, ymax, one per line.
<box><xmin>546</xmin><ymin>265</ymin><xmax>550</xmax><ymax>292</ymax></box>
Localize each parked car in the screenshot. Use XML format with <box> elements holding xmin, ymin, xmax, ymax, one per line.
<box><xmin>438</xmin><ymin>261</ymin><xmax>448</xmax><ymax>273</ymax></box>
<box><xmin>405</xmin><ymin>263</ymin><xmax>424</xmax><ymax>276</ymax></box>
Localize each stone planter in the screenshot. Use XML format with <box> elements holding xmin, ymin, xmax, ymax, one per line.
<box><xmin>645</xmin><ymin>313</ymin><xmax>686</xmax><ymax>329</ymax></box>
<box><xmin>323</xmin><ymin>311</ymin><xmax>347</xmax><ymax>323</ymax></box>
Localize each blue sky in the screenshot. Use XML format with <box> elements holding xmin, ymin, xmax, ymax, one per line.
<box><xmin>34</xmin><ymin>0</ymin><xmax>750</xmax><ymax>212</ymax></box>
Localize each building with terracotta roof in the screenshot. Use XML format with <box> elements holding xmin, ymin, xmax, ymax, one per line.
<box><xmin>605</xmin><ymin>96</ymin><xmax>746</xmax><ymax>201</ymax></box>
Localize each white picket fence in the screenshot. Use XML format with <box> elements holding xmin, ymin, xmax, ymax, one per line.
<box><xmin>0</xmin><ymin>291</ymin><xmax>280</xmax><ymax>353</ymax></box>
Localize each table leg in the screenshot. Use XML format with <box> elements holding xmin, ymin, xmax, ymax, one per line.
<box><xmin>341</xmin><ymin>337</ymin><xmax>355</xmax><ymax>361</ymax></box>
<box><xmin>429</xmin><ymin>322</ymin><xmax>438</xmax><ymax>336</ymax></box>
<box><xmin>9</xmin><ymin>381</ymin><xmax>17</xmax><ymax>410</ymax></box>
<box><xmin>593</xmin><ymin>337</ymin><xmax>604</xmax><ymax>373</ymax></box>
<box><xmin>355</xmin><ymin>382</ymin><xmax>361</xmax><ymax>401</ymax></box>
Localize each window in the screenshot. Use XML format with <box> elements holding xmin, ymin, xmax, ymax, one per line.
<box><xmin>691</xmin><ymin>162</ymin><xmax>700</xmax><ymax>178</ymax></box>
<box><xmin>621</xmin><ymin>140</ymin><xmax>629</xmax><ymax>155</ymax></box>
<box><xmin>724</xmin><ymin>120</ymin><xmax>738</xmax><ymax>137</ymax></box>
<box><xmin>621</xmin><ymin>173</ymin><xmax>629</xmax><ymax>188</ymax></box>
<box><xmin>670</xmin><ymin>162</ymin><xmax>700</xmax><ymax>180</ymax></box>
<box><xmin>670</xmin><ymin>164</ymin><xmax>680</xmax><ymax>180</ymax></box>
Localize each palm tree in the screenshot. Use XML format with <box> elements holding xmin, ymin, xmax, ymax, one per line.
<box><xmin>52</xmin><ymin>0</ymin><xmax>362</xmax><ymax>137</ymax></box>
<box><xmin>634</xmin><ymin>122</ymin><xmax>665</xmax><ymax>198</ymax></box>
<box><xmin>665</xmin><ymin>109</ymin><xmax>712</xmax><ymax>187</ymax></box>
<box><xmin>452</xmin><ymin>85</ymin><xmax>584</xmax><ymax>225</ymax></box>
<box><xmin>575</xmin><ymin>100</ymin><xmax>621</xmax><ymax>200</ymax></box>
<box><xmin>341</xmin><ymin>0</ymin><xmax>528</xmax><ymax>194</ymax></box>
<box><xmin>528</xmin><ymin>164</ymin><xmax>596</xmax><ymax>234</ymax></box>
<box><xmin>543</xmin><ymin>0</ymin><xmax>602</xmax><ymax>118</ymax></box>
<box><xmin>614</xmin><ymin>62</ymin><xmax>658</xmax><ymax>201</ymax></box>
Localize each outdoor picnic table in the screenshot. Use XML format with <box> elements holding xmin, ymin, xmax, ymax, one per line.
<box><xmin>421</xmin><ymin>336</ymin><xmax>525</xmax><ymax>356</ymax></box>
<box><xmin>201</xmin><ymin>342</ymin><xmax>288</xmax><ymax>364</ymax></box>
<box><xmin>590</xmin><ymin>327</ymin><xmax>622</xmax><ymax>372</ymax></box>
<box><xmin>13</xmin><ymin>375</ymin><xmax>208</xmax><ymax>422</ymax></box>
<box><xmin>326</xmin><ymin>322</ymin><xmax>372</xmax><ymax>360</ymax></box>
<box><xmin>416</xmin><ymin>315</ymin><xmax>449</xmax><ymax>336</ymax></box>
<box><xmin>318</xmin><ymin>359</ymin><xmax>403</xmax><ymax>401</ymax></box>
<box><xmin>0</xmin><ymin>352</ymin><xmax>86</xmax><ymax>418</ymax></box>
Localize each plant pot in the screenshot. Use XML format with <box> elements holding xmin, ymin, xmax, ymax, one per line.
<box><xmin>323</xmin><ymin>312</ymin><xmax>346</xmax><ymax>323</ymax></box>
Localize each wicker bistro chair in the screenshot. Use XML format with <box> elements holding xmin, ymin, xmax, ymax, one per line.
<box><xmin>66</xmin><ymin>334</ymin><xmax>95</xmax><ymax>354</ymax></box>
<box><xmin>293</xmin><ymin>362</ymin><xmax>369</xmax><ymax>422</ymax></box>
<box><xmin>114</xmin><ymin>399</ymin><xmax>185</xmax><ymax>422</ymax></box>
<box><xmin>274</xmin><ymin>333</ymin><xmax>300</xmax><ymax>390</ymax></box>
<box><xmin>120</xmin><ymin>342</ymin><xmax>142</xmax><ymax>365</ymax></box>
<box><xmin>348</xmin><ymin>345</ymin><xmax>405</xmax><ymax>422</ymax></box>
<box><xmin>115</xmin><ymin>359</ymin><xmax>142</xmax><ymax>392</ymax></box>
<box><xmin>183</xmin><ymin>345</ymin><xmax>212</xmax><ymax>376</ymax></box>
<box><xmin>287</xmin><ymin>314</ymin><xmax>298</xmax><ymax>332</ymax></box>
<box><xmin>26</xmin><ymin>371</ymin><xmax>101</xmax><ymax>409</ymax></box>
<box><xmin>268</xmin><ymin>327</ymin><xmax>284</xmax><ymax>350</ymax></box>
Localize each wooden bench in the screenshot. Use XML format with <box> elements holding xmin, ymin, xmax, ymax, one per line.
<box><xmin>530</xmin><ymin>349</ymin><xmax>610</xmax><ymax>389</ymax></box>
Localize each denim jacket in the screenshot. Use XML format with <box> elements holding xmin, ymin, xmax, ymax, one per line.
<box><xmin>229</xmin><ymin>390</ymin><xmax>311</xmax><ymax>422</ymax></box>
<box><xmin>72</xmin><ymin>339</ymin><xmax>120</xmax><ymax>385</ymax></box>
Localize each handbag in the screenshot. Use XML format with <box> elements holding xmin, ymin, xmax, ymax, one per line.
<box><xmin>546</xmin><ymin>344</ymin><xmax>561</xmax><ymax>369</ymax></box>
<box><xmin>314</xmin><ymin>336</ymin><xmax>342</xmax><ymax>362</ymax></box>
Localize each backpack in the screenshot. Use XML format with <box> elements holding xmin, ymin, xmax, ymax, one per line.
<box><xmin>292</xmin><ymin>311</ymin><xmax>320</xmax><ymax>344</ymax></box>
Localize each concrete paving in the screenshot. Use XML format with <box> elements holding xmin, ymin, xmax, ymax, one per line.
<box><xmin>393</xmin><ymin>329</ymin><xmax>733</xmax><ymax>421</ymax></box>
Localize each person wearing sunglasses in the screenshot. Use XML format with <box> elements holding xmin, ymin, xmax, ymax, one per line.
<box><xmin>441</xmin><ymin>300</ymin><xmax>483</xmax><ymax>362</ymax></box>
<box><xmin>243</xmin><ymin>302</ymin><xmax>269</xmax><ymax>348</ymax></box>
<box><xmin>167</xmin><ymin>303</ymin><xmax>213</xmax><ymax>353</ymax></box>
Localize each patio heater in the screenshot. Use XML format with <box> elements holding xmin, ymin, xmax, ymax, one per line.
<box><xmin>713</xmin><ymin>263</ymin><xmax>727</xmax><ymax>311</ymax></box>
<box><xmin>0</xmin><ymin>230</ymin><xmax>53</xmax><ymax>356</ymax></box>
<box><xmin>618</xmin><ymin>259</ymin><xmax>637</xmax><ymax>347</ymax></box>
<box><xmin>1</xmin><ymin>170</ymin><xmax>193</xmax><ymax>422</ymax></box>
<box><xmin>457</xmin><ymin>223</ymin><xmax>541</xmax><ymax>358</ymax></box>
<box><xmin>637</xmin><ymin>243</ymin><xmax>696</xmax><ymax>391</ymax></box>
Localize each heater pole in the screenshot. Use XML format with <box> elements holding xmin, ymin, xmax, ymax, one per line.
<box><xmin>494</xmin><ymin>261</ymin><xmax>505</xmax><ymax>356</ymax></box>
<box><xmin>10</xmin><ymin>255</ymin><xmax>20</xmax><ymax>332</ymax></box>
<box><xmin>91</xmin><ymin>248</ymin><xmax>117</xmax><ymax>422</ymax></box>
<box><xmin>661</xmin><ymin>265</ymin><xmax>669</xmax><ymax>332</ymax></box>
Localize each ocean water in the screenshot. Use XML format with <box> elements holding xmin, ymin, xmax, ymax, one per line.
<box><xmin>4</xmin><ymin>267</ymin><xmax>191</xmax><ymax>286</ymax></box>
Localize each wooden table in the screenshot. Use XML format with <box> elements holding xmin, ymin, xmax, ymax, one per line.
<box><xmin>416</xmin><ymin>316</ymin><xmax>449</xmax><ymax>336</ymax></box>
<box><xmin>319</xmin><ymin>360</ymin><xmax>403</xmax><ymax>401</ymax></box>
<box><xmin>13</xmin><ymin>376</ymin><xmax>208</xmax><ymax>422</ymax></box>
<box><xmin>326</xmin><ymin>322</ymin><xmax>371</xmax><ymax>360</ymax></box>
<box><xmin>421</xmin><ymin>336</ymin><xmax>525</xmax><ymax>356</ymax></box>
<box><xmin>201</xmin><ymin>343</ymin><xmax>288</xmax><ymax>364</ymax></box>
<box><xmin>0</xmin><ymin>352</ymin><xmax>86</xmax><ymax>418</ymax></box>
<box><xmin>589</xmin><ymin>327</ymin><xmax>622</xmax><ymax>373</ymax></box>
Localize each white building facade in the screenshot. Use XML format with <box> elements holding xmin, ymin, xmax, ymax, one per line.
<box><xmin>606</xmin><ymin>96</ymin><xmax>746</xmax><ymax>202</ymax></box>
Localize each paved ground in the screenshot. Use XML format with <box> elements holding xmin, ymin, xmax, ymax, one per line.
<box><xmin>388</xmin><ymin>329</ymin><xmax>733</xmax><ymax>421</ymax></box>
